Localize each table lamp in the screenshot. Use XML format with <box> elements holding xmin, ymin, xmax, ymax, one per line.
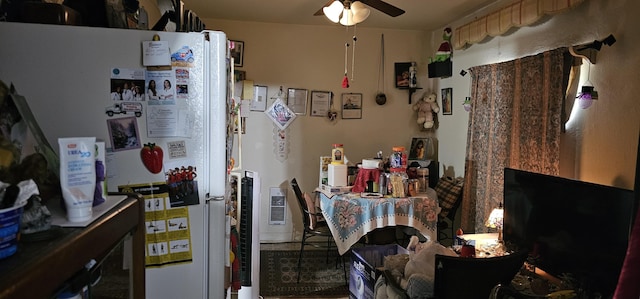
<box><xmin>485</xmin><ymin>203</ymin><xmax>504</xmax><ymax>242</ymax></box>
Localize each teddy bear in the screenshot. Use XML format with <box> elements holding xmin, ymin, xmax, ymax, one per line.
<box><xmin>412</xmin><ymin>92</ymin><xmax>440</xmax><ymax>129</ymax></box>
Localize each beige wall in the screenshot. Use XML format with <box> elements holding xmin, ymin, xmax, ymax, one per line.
<box><xmin>202</xmin><ymin>0</ymin><xmax>640</xmax><ymax>242</ymax></box>
<box><xmin>203</xmin><ymin>19</ymin><xmax>434</xmax><ymax>241</ymax></box>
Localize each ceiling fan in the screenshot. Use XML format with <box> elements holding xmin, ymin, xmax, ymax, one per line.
<box><xmin>314</xmin><ymin>0</ymin><xmax>405</xmax><ymax>18</ymax></box>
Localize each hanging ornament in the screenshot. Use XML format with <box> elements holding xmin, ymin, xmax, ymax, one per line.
<box><xmin>342</xmin><ymin>41</ymin><xmax>350</xmax><ymax>88</ymax></box>
<box><xmin>463</xmin><ymin>97</ymin><xmax>472</xmax><ymax>112</ymax></box>
<box><xmin>273</xmin><ymin>127</ymin><xmax>289</xmax><ymax>162</ymax></box>
<box><xmin>327</xmin><ymin>92</ymin><xmax>338</xmax><ymax>121</ymax></box>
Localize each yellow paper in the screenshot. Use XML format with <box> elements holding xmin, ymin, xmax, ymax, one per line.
<box><xmin>242</xmin><ymin>80</ymin><xmax>254</xmax><ymax>100</ymax></box>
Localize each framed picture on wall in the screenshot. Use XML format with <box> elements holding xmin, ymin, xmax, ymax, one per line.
<box><xmin>395</xmin><ymin>62</ymin><xmax>412</xmax><ymax>88</ymax></box>
<box><xmin>310</xmin><ymin>90</ymin><xmax>331</xmax><ymax>117</ymax></box>
<box><xmin>287</xmin><ymin>88</ymin><xmax>308</xmax><ymax>115</ymax></box>
<box><xmin>230</xmin><ymin>40</ymin><xmax>244</xmax><ymax>67</ymax></box>
<box><xmin>441</xmin><ymin>87</ymin><xmax>453</xmax><ymax>115</ymax></box>
<box><xmin>342</xmin><ymin>93</ymin><xmax>362</xmax><ymax>119</ymax></box>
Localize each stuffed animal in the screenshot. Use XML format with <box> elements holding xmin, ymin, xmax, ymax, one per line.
<box><xmin>412</xmin><ymin>92</ymin><xmax>440</xmax><ymax>129</ymax></box>
<box><xmin>434</xmin><ymin>27</ymin><xmax>452</xmax><ymax>62</ymax></box>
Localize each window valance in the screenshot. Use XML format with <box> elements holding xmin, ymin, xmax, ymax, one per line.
<box><xmin>453</xmin><ymin>0</ymin><xmax>585</xmax><ymax>50</ymax></box>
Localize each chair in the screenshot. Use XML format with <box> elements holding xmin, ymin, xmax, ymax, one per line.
<box><xmin>433</xmin><ymin>249</ymin><xmax>528</xmax><ymax>299</ymax></box>
<box><xmin>290</xmin><ymin>178</ymin><xmax>346</xmax><ymax>283</ymax></box>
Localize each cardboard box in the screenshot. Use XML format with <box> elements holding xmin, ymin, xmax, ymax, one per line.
<box><xmin>349</xmin><ymin>244</ymin><xmax>409</xmax><ymax>299</ymax></box>
<box><xmin>321</xmin><ymin>184</ymin><xmax>352</xmax><ymax>194</ymax></box>
<box><xmin>328</xmin><ymin>163</ymin><xmax>347</xmax><ymax>186</ymax></box>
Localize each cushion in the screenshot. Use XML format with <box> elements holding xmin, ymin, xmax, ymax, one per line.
<box><xmin>303</xmin><ymin>192</ymin><xmax>325</xmax><ymax>229</ymax></box>
<box><xmin>433</xmin><ymin>176</ymin><xmax>463</xmax><ymax>218</ymax></box>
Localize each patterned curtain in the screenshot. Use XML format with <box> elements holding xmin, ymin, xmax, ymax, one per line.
<box><xmin>461</xmin><ymin>47</ymin><xmax>573</xmax><ymax>233</ymax></box>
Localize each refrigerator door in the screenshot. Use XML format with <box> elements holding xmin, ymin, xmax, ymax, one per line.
<box><xmin>202</xmin><ymin>30</ymin><xmax>230</xmax><ymax>298</ymax></box>
<box><xmin>0</xmin><ymin>22</ymin><xmax>229</xmax><ymax>299</ymax></box>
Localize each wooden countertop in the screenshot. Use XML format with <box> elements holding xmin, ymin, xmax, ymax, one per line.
<box><xmin>0</xmin><ymin>193</ymin><xmax>145</xmax><ymax>298</ymax></box>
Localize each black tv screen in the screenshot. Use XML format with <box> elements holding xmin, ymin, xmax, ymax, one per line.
<box><xmin>503</xmin><ymin>167</ymin><xmax>635</xmax><ymax>296</ymax></box>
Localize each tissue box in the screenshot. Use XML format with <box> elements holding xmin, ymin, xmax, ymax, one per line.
<box><xmin>328</xmin><ymin>164</ymin><xmax>347</xmax><ymax>186</ymax></box>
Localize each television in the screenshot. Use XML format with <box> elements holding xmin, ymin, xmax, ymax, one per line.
<box><xmin>503</xmin><ymin>167</ymin><xmax>635</xmax><ymax>297</ymax></box>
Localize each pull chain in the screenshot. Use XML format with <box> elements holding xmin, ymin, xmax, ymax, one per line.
<box><xmin>351</xmin><ymin>25</ymin><xmax>357</xmax><ymax>81</ymax></box>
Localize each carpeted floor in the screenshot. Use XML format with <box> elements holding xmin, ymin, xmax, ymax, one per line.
<box><xmin>260</xmin><ymin>250</ymin><xmax>350</xmax><ymax>297</ymax></box>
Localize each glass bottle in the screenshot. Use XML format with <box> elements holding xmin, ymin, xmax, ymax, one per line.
<box><xmin>417</xmin><ymin>168</ymin><xmax>429</xmax><ymax>194</ymax></box>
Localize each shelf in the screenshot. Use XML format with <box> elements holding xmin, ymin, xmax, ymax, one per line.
<box><xmin>399</xmin><ymin>87</ymin><xmax>423</xmax><ymax>104</ymax></box>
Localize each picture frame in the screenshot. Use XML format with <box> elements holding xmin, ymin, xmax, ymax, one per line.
<box><xmin>441</xmin><ymin>87</ymin><xmax>453</xmax><ymax>115</ymax></box>
<box><xmin>395</xmin><ymin>62</ymin><xmax>412</xmax><ymax>88</ymax></box>
<box><xmin>341</xmin><ymin>93</ymin><xmax>362</xmax><ymax>119</ymax></box>
<box><xmin>287</xmin><ymin>88</ymin><xmax>308</xmax><ymax>115</ymax></box>
<box><xmin>107</xmin><ymin>116</ymin><xmax>142</xmax><ymax>151</ymax></box>
<box><xmin>310</xmin><ymin>90</ymin><xmax>332</xmax><ymax>117</ymax></box>
<box><xmin>230</xmin><ymin>40</ymin><xmax>244</xmax><ymax>67</ymax></box>
<box><xmin>409</xmin><ymin>137</ymin><xmax>435</xmax><ymax>161</ymax></box>
<box><xmin>265</xmin><ymin>97</ymin><xmax>296</xmax><ymax>130</ymax></box>
<box><xmin>250</xmin><ymin>85</ymin><xmax>268</xmax><ymax>112</ymax></box>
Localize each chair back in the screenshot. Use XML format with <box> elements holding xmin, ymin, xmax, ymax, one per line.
<box><xmin>291</xmin><ymin>178</ymin><xmax>312</xmax><ymax>230</ymax></box>
<box><xmin>433</xmin><ymin>249</ymin><xmax>528</xmax><ymax>299</ymax></box>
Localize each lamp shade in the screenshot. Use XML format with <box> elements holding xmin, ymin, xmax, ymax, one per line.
<box><xmin>323</xmin><ymin>1</ymin><xmax>344</xmax><ymax>23</ymax></box>
<box><xmin>339</xmin><ymin>8</ymin><xmax>354</xmax><ymax>26</ymax></box>
<box><xmin>485</xmin><ymin>205</ymin><xmax>504</xmax><ymax>229</ymax></box>
<box><xmin>350</xmin><ymin>1</ymin><xmax>370</xmax><ymax>23</ymax></box>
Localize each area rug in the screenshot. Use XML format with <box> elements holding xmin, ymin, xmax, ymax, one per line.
<box><xmin>260</xmin><ymin>250</ymin><xmax>350</xmax><ymax>297</ymax></box>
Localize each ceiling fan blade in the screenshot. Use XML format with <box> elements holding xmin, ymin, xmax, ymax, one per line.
<box><xmin>314</xmin><ymin>0</ymin><xmax>341</xmax><ymax>16</ymax></box>
<box><xmin>360</xmin><ymin>0</ymin><xmax>405</xmax><ymax>17</ymax></box>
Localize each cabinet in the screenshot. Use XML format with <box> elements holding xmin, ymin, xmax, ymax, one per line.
<box><xmin>0</xmin><ymin>193</ymin><xmax>145</xmax><ymax>298</ymax></box>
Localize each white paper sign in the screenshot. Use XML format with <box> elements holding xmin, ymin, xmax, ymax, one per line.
<box><xmin>143</xmin><ymin>41</ymin><xmax>171</xmax><ymax>66</ymax></box>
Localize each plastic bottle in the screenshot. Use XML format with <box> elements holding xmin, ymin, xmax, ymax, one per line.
<box><xmin>331</xmin><ymin>144</ymin><xmax>344</xmax><ymax>164</ymax></box>
<box><xmin>389</xmin><ymin>146</ymin><xmax>407</xmax><ymax>170</ymax></box>
<box><xmin>389</xmin><ymin>170</ymin><xmax>408</xmax><ymax>198</ymax></box>
<box><xmin>409</xmin><ymin>62</ymin><xmax>417</xmax><ymax>88</ymax></box>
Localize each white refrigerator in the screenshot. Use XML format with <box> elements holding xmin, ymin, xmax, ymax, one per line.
<box><xmin>0</xmin><ymin>22</ymin><xmax>233</xmax><ymax>299</ymax></box>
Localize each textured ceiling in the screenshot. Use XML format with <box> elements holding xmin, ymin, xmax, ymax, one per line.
<box><xmin>180</xmin><ymin>0</ymin><xmax>501</xmax><ymax>31</ymax></box>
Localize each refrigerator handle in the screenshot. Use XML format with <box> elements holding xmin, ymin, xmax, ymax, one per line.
<box><xmin>205</xmin><ymin>193</ymin><xmax>225</xmax><ymax>202</ymax></box>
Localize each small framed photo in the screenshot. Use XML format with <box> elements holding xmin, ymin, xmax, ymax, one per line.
<box><xmin>409</xmin><ymin>137</ymin><xmax>435</xmax><ymax>161</ymax></box>
<box><xmin>441</xmin><ymin>87</ymin><xmax>453</xmax><ymax>115</ymax></box>
<box><xmin>107</xmin><ymin>116</ymin><xmax>141</xmax><ymax>151</ymax></box>
<box><xmin>310</xmin><ymin>91</ymin><xmax>332</xmax><ymax>117</ymax></box>
<box><xmin>287</xmin><ymin>88</ymin><xmax>308</xmax><ymax>115</ymax></box>
<box><xmin>395</xmin><ymin>62</ymin><xmax>412</xmax><ymax>88</ymax></box>
<box><xmin>341</xmin><ymin>93</ymin><xmax>362</xmax><ymax>119</ymax></box>
<box><xmin>250</xmin><ymin>85</ymin><xmax>268</xmax><ymax>112</ymax></box>
<box><xmin>230</xmin><ymin>40</ymin><xmax>244</xmax><ymax>67</ymax></box>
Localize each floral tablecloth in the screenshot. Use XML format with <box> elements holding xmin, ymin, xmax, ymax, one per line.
<box><xmin>318</xmin><ymin>191</ymin><xmax>440</xmax><ymax>255</ymax></box>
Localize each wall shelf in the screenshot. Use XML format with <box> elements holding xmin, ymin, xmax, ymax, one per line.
<box><xmin>400</xmin><ymin>87</ymin><xmax>423</xmax><ymax>104</ymax></box>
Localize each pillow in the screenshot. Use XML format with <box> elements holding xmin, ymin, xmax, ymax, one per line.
<box><xmin>303</xmin><ymin>192</ymin><xmax>324</xmax><ymax>229</ymax></box>
<box><xmin>433</xmin><ymin>176</ymin><xmax>463</xmax><ymax>218</ymax></box>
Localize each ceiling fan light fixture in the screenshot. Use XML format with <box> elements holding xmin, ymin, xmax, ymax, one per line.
<box><xmin>339</xmin><ymin>8</ymin><xmax>355</xmax><ymax>26</ymax></box>
<box><xmin>350</xmin><ymin>1</ymin><xmax>370</xmax><ymax>23</ymax></box>
<box><xmin>323</xmin><ymin>1</ymin><xmax>344</xmax><ymax>23</ymax></box>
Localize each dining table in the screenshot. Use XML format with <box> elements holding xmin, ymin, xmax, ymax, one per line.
<box><xmin>317</xmin><ymin>189</ymin><xmax>440</xmax><ymax>255</ymax></box>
